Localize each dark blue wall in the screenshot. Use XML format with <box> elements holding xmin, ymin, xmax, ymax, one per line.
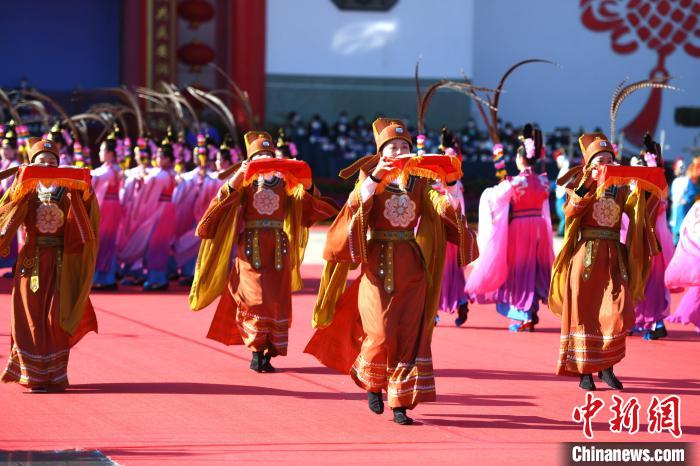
<box><xmin>0</xmin><ymin>0</ymin><xmax>121</xmax><ymax>90</ymax></box>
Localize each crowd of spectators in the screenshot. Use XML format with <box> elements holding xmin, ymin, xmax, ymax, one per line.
<box><xmin>274</xmin><ymin>111</ymin><xmax>588</xmax><ymax>179</ymax></box>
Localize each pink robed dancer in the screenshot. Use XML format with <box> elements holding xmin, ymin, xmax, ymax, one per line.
<box><xmin>117</xmin><ymin>139</ymin><xmax>153</xmax><ymax>285</ymax></box>
<box><xmin>119</xmin><ymin>138</ymin><xmax>177</xmax><ymax>290</ymax></box>
<box><xmin>91</xmin><ymin>136</ymin><xmax>123</xmax><ymax>289</ymax></box>
<box><xmin>465</xmin><ymin>125</ymin><xmax>554</xmax><ymax>332</ymax></box>
<box><xmin>0</xmin><ymin>126</ymin><xmax>21</xmax><ymax>275</ymax></box>
<box><xmin>172</xmin><ymin>138</ymin><xmax>224</xmax><ymax>285</ymax></box>
<box><xmin>665</xmin><ymin>200</ymin><xmax>700</xmax><ymax>333</ymax></box>
<box><xmin>433</xmin><ymin>128</ymin><xmax>470</xmax><ymax>326</ymax></box>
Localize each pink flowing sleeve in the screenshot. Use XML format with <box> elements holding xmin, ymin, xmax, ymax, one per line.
<box><xmin>665</xmin><ymin>201</ymin><xmax>700</xmax><ymax>288</ymax></box>
<box><xmin>464</xmin><ymin>180</ymin><xmax>513</xmax><ymax>297</ymax></box>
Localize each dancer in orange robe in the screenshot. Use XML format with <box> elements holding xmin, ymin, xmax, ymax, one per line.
<box><xmin>305</xmin><ymin>118</ymin><xmax>478</xmax><ymax>425</ymax></box>
<box><xmin>0</xmin><ymin>139</ymin><xmax>99</xmax><ymax>392</ymax></box>
<box><xmin>189</xmin><ymin>131</ymin><xmax>337</xmax><ymax>372</ymax></box>
<box><xmin>550</xmin><ymin>133</ymin><xmax>656</xmax><ymax>391</ymax></box>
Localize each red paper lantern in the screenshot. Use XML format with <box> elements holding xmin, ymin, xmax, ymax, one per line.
<box><xmin>177</xmin><ymin>41</ymin><xmax>215</xmax><ymax>72</ymax></box>
<box><xmin>178</xmin><ymin>0</ymin><xmax>215</xmax><ymax>29</ymax></box>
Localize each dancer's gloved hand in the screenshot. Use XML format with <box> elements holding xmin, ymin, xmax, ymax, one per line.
<box><xmin>575</xmin><ymin>165</ymin><xmax>597</xmax><ymax>196</ymax></box>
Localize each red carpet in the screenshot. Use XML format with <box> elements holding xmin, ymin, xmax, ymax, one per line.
<box><xmin>0</xmin><ymin>265</ymin><xmax>698</xmax><ymax>465</ymax></box>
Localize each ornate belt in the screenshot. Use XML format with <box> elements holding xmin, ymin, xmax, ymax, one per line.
<box><xmin>370</xmin><ymin>229</ymin><xmax>415</xmax><ymax>241</ymax></box>
<box><xmin>23</xmin><ymin>236</ymin><xmax>64</xmax><ymax>293</ymax></box>
<box><xmin>580</xmin><ymin>229</ymin><xmax>628</xmax><ymax>282</ymax></box>
<box><xmin>245</xmin><ymin>219</ymin><xmax>284</xmax><ymax>230</ymax></box>
<box><xmin>580</xmin><ymin>229</ymin><xmax>619</xmax><ymax>241</ymax></box>
<box><xmin>244</xmin><ymin>219</ymin><xmax>286</xmax><ymax>271</ymax></box>
<box><xmin>370</xmin><ymin>229</ymin><xmax>414</xmax><ymax>294</ymax></box>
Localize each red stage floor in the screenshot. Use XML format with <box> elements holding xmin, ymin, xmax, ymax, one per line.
<box><xmin>0</xmin><ymin>265</ymin><xmax>698</xmax><ymax>465</ymax></box>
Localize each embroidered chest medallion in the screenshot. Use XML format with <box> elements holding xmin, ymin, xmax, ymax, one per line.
<box><xmin>383</xmin><ymin>193</ymin><xmax>416</xmax><ymax>228</ymax></box>
<box><xmin>36</xmin><ymin>203</ymin><xmax>64</xmax><ymax>234</ymax></box>
<box><xmin>252</xmin><ymin>188</ymin><xmax>280</xmax><ymax>215</ymax></box>
<box><xmin>592</xmin><ymin>197</ymin><xmax>620</xmax><ymax>227</ymax></box>
<box><xmin>35</xmin><ymin>184</ymin><xmax>65</xmax><ymax>234</ymax></box>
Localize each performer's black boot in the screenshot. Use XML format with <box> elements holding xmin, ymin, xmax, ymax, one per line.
<box><xmin>579</xmin><ymin>374</ymin><xmax>596</xmax><ymax>391</ymax></box>
<box><xmin>653</xmin><ymin>322</ymin><xmax>668</xmax><ymax>339</ymax></box>
<box><xmin>261</xmin><ymin>353</ymin><xmax>275</xmax><ymax>373</ymax></box>
<box><xmin>367</xmin><ymin>391</ymin><xmax>384</xmax><ymax>414</ymax></box>
<box><xmin>598</xmin><ymin>367</ymin><xmax>623</xmax><ymax>390</ymax></box>
<box><xmin>392</xmin><ymin>407</ymin><xmax>413</xmax><ymax>425</ymax></box>
<box><xmin>250</xmin><ymin>351</ymin><xmax>263</xmax><ymax>373</ymax></box>
<box><xmin>455</xmin><ymin>302</ymin><xmax>469</xmax><ymax>327</ymax></box>
<box><xmin>530</xmin><ymin>311</ymin><xmax>539</xmax><ymax>332</ymax></box>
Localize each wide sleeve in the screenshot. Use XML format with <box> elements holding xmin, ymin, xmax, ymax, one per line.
<box><xmin>189</xmin><ymin>182</ymin><xmax>243</xmax><ymax>311</ymax></box>
<box><xmin>0</xmin><ymin>187</ymin><xmax>28</xmax><ymax>257</ymax></box>
<box><xmin>322</xmin><ymin>175</ymin><xmax>373</xmax><ymax>264</ymax></box>
<box><xmin>429</xmin><ymin>186</ymin><xmax>479</xmax><ymax>267</ymax></box>
<box><xmin>284</xmin><ymin>188</ymin><xmax>340</xmax><ymax>292</ymax></box>
<box><xmin>195</xmin><ymin>182</ymin><xmax>242</xmax><ymax>239</ymax></box>
<box><xmin>563</xmin><ymin>188</ymin><xmax>596</xmax><ymax>218</ymax></box>
<box><xmin>623</xmin><ymin>188</ymin><xmax>657</xmax><ymax>304</ymax></box>
<box><xmin>464</xmin><ymin>181</ymin><xmax>512</xmax><ymax>296</ymax></box>
<box><xmin>60</xmin><ymin>193</ymin><xmax>100</xmax><ymax>335</ymax></box>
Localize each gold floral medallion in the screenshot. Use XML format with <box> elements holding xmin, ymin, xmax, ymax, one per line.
<box><xmin>252</xmin><ymin>188</ymin><xmax>280</xmax><ymax>215</ymax></box>
<box><xmin>383</xmin><ymin>194</ymin><xmax>416</xmax><ymax>228</ymax></box>
<box><xmin>592</xmin><ymin>197</ymin><xmax>620</xmax><ymax>227</ymax></box>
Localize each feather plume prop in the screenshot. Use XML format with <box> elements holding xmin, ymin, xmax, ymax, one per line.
<box><xmin>77</xmin><ymin>88</ymin><xmax>147</xmax><ymax>138</ymax></box>
<box><xmin>414</xmin><ymin>60</ymin><xmax>497</xmax><ymax>134</ymax></box>
<box><xmin>22</xmin><ymin>89</ymin><xmax>79</xmax><ymax>139</ymax></box>
<box><xmin>0</xmin><ymin>88</ymin><xmax>22</xmax><ymax>123</ymax></box>
<box><xmin>609</xmin><ymin>78</ymin><xmax>679</xmax><ymax>143</ymax></box>
<box><xmin>187</xmin><ymin>86</ymin><xmax>239</xmax><ymax>146</ymax></box>
<box><xmin>472</xmin><ymin>59</ymin><xmax>555</xmax><ymax>144</ymax></box>
<box><xmin>209</xmin><ymin>63</ymin><xmax>255</xmax><ymax>127</ymax></box>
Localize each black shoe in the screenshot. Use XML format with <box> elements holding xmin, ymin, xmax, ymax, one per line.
<box><xmin>392</xmin><ymin>407</ymin><xmax>413</xmax><ymax>425</ymax></box>
<box><xmin>250</xmin><ymin>351</ymin><xmax>263</xmax><ymax>373</ymax></box>
<box><xmin>598</xmin><ymin>367</ymin><xmax>623</xmax><ymax>390</ymax></box>
<box><xmin>261</xmin><ymin>354</ymin><xmax>276</xmax><ymax>373</ymax></box>
<box><xmin>143</xmin><ymin>282</ymin><xmax>169</xmax><ymax>291</ymax></box>
<box><xmin>579</xmin><ymin>374</ymin><xmax>596</xmax><ymax>391</ymax></box>
<box><xmin>93</xmin><ymin>283</ymin><xmax>118</xmax><ymax>291</ymax></box>
<box><xmin>455</xmin><ymin>302</ymin><xmax>469</xmax><ymax>327</ymax></box>
<box><xmin>178</xmin><ymin>276</ymin><xmax>194</xmax><ymax>287</ymax></box>
<box><xmin>121</xmin><ymin>277</ymin><xmax>145</xmax><ymax>286</ymax></box>
<box><xmin>653</xmin><ymin>323</ymin><xmax>668</xmax><ymax>339</ymax></box>
<box><xmin>367</xmin><ymin>391</ymin><xmax>384</xmax><ymax>414</ymax></box>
